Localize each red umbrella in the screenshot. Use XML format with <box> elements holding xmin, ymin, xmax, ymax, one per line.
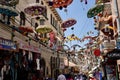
<box><xmin>61</xmin><ymin>18</ymin><xmax>77</xmax><ymax>28</ymax></box>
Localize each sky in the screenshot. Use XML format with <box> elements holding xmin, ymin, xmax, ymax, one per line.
<box><xmin>56</xmin><ymin>0</ymin><xmax>98</xmax><ymax>50</ymax></box>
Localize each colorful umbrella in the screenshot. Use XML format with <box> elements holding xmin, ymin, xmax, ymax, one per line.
<box><xmin>24</xmin><ymin>3</ymin><xmax>45</xmax><ymax>16</ymax></box>
<box><xmin>87</xmin><ymin>4</ymin><xmax>104</xmax><ymax>18</ymax></box>
<box><xmin>53</xmin><ymin>0</ymin><xmax>73</xmax><ymax>8</ymax></box>
<box><xmin>0</xmin><ymin>0</ymin><xmax>19</xmax><ymax>6</ymax></box>
<box><xmin>48</xmin><ymin>0</ymin><xmax>73</xmax><ymax>10</ymax></box>
<box><xmin>95</xmin><ymin>0</ymin><xmax>110</xmax><ymax>4</ymax></box>
<box><xmin>61</xmin><ymin>18</ymin><xmax>77</xmax><ymax>28</ymax></box>
<box><xmin>65</xmin><ymin>34</ymin><xmax>80</xmax><ymax>41</ymax></box>
<box><xmin>19</xmin><ymin>26</ymin><xmax>34</xmax><ymax>33</ymax></box>
<box><xmin>36</xmin><ymin>25</ymin><xmax>53</xmax><ymax>33</ymax></box>
<box><xmin>0</xmin><ymin>5</ymin><xmax>18</xmax><ymax>16</ymax></box>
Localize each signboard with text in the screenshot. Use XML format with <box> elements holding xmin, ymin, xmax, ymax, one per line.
<box><xmin>0</xmin><ymin>37</ymin><xmax>17</xmax><ymax>51</ymax></box>
<box><xmin>107</xmin><ymin>49</ymin><xmax>120</xmax><ymax>60</ymax></box>
<box><xmin>19</xmin><ymin>43</ymin><xmax>40</xmax><ymax>53</ymax></box>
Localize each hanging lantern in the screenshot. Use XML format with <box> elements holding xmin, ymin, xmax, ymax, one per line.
<box><xmin>94</xmin><ymin>49</ymin><xmax>100</xmax><ymax>56</ymax></box>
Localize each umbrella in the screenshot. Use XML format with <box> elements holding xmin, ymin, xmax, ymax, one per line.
<box><xmin>95</xmin><ymin>0</ymin><xmax>110</xmax><ymax>4</ymax></box>
<box><xmin>24</xmin><ymin>3</ymin><xmax>45</xmax><ymax>16</ymax></box>
<box><xmin>0</xmin><ymin>0</ymin><xmax>19</xmax><ymax>6</ymax></box>
<box><xmin>52</xmin><ymin>0</ymin><xmax>73</xmax><ymax>8</ymax></box>
<box><xmin>61</xmin><ymin>18</ymin><xmax>77</xmax><ymax>28</ymax></box>
<box><xmin>36</xmin><ymin>25</ymin><xmax>53</xmax><ymax>33</ymax></box>
<box><xmin>0</xmin><ymin>5</ymin><xmax>18</xmax><ymax>16</ymax></box>
<box><xmin>87</xmin><ymin>4</ymin><xmax>104</xmax><ymax>18</ymax></box>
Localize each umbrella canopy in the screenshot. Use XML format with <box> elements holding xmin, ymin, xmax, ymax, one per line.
<box><xmin>19</xmin><ymin>26</ymin><xmax>34</xmax><ymax>33</ymax></box>
<box><xmin>0</xmin><ymin>5</ymin><xmax>18</xmax><ymax>16</ymax></box>
<box><xmin>36</xmin><ymin>25</ymin><xmax>53</xmax><ymax>34</ymax></box>
<box><xmin>0</xmin><ymin>0</ymin><xmax>19</xmax><ymax>6</ymax></box>
<box><xmin>24</xmin><ymin>3</ymin><xmax>45</xmax><ymax>16</ymax></box>
<box><xmin>87</xmin><ymin>4</ymin><xmax>104</xmax><ymax>18</ymax></box>
<box><xmin>95</xmin><ymin>0</ymin><xmax>110</xmax><ymax>4</ymax></box>
<box><xmin>61</xmin><ymin>18</ymin><xmax>77</xmax><ymax>28</ymax></box>
<box><xmin>52</xmin><ymin>0</ymin><xmax>73</xmax><ymax>8</ymax></box>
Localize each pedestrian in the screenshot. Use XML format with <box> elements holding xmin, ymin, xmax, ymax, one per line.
<box><xmin>45</xmin><ymin>74</ymin><xmax>53</xmax><ymax>80</ymax></box>
<box><xmin>57</xmin><ymin>70</ymin><xmax>66</xmax><ymax>80</ymax></box>
<box><xmin>89</xmin><ymin>74</ymin><xmax>96</xmax><ymax>80</ymax></box>
<box><xmin>67</xmin><ymin>74</ymin><xmax>73</xmax><ymax>80</ymax></box>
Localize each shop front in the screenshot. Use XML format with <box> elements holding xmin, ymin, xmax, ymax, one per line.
<box><xmin>18</xmin><ymin>43</ymin><xmax>46</xmax><ymax>80</ymax></box>
<box><xmin>103</xmin><ymin>49</ymin><xmax>120</xmax><ymax>80</ymax></box>
<box><xmin>0</xmin><ymin>37</ymin><xmax>18</xmax><ymax>80</ymax></box>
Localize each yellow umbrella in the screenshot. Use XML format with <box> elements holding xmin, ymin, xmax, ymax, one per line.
<box><xmin>36</xmin><ymin>25</ymin><xmax>53</xmax><ymax>33</ymax></box>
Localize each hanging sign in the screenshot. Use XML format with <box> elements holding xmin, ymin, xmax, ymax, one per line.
<box><xmin>0</xmin><ymin>37</ymin><xmax>17</xmax><ymax>51</ymax></box>
<box><xmin>19</xmin><ymin>43</ymin><xmax>40</xmax><ymax>53</ymax></box>
<box><xmin>107</xmin><ymin>49</ymin><xmax>120</xmax><ymax>60</ymax></box>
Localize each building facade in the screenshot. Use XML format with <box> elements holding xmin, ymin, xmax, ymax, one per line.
<box><xmin>0</xmin><ymin>0</ymin><xmax>64</xmax><ymax>80</ymax></box>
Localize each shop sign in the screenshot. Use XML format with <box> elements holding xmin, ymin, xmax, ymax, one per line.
<box><xmin>19</xmin><ymin>43</ymin><xmax>40</xmax><ymax>53</ymax></box>
<box><xmin>0</xmin><ymin>37</ymin><xmax>16</xmax><ymax>51</ymax></box>
<box><xmin>107</xmin><ymin>49</ymin><xmax>120</xmax><ymax>59</ymax></box>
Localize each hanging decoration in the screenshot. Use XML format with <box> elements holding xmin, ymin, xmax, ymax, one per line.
<box><xmin>0</xmin><ymin>5</ymin><xmax>18</xmax><ymax>16</ymax></box>
<box><xmin>95</xmin><ymin>0</ymin><xmax>110</xmax><ymax>4</ymax></box>
<box><xmin>64</xmin><ymin>34</ymin><xmax>80</xmax><ymax>42</ymax></box>
<box><xmin>19</xmin><ymin>26</ymin><xmax>34</xmax><ymax>33</ymax></box>
<box><xmin>80</xmin><ymin>0</ymin><xmax>88</xmax><ymax>4</ymax></box>
<box><xmin>0</xmin><ymin>0</ymin><xmax>19</xmax><ymax>6</ymax></box>
<box><xmin>24</xmin><ymin>2</ymin><xmax>45</xmax><ymax>16</ymax></box>
<box><xmin>36</xmin><ymin>25</ymin><xmax>53</xmax><ymax>34</ymax></box>
<box><xmin>87</xmin><ymin>31</ymin><xmax>94</xmax><ymax>35</ymax></box>
<box><xmin>49</xmin><ymin>31</ymin><xmax>56</xmax><ymax>47</ymax></box>
<box><xmin>82</xmin><ymin>36</ymin><xmax>96</xmax><ymax>42</ymax></box>
<box><xmin>94</xmin><ymin>49</ymin><xmax>101</xmax><ymax>56</ymax></box>
<box><xmin>71</xmin><ymin>44</ymin><xmax>81</xmax><ymax>52</ymax></box>
<box><xmin>100</xmin><ymin>26</ymin><xmax>115</xmax><ymax>37</ymax></box>
<box><xmin>71</xmin><ymin>27</ymin><xmax>74</xmax><ymax>30</ymax></box>
<box><xmin>98</xmin><ymin>14</ymin><xmax>117</xmax><ymax>37</ymax></box>
<box><xmin>61</xmin><ymin>18</ymin><xmax>77</xmax><ymax>28</ymax></box>
<box><xmin>48</xmin><ymin>0</ymin><xmax>73</xmax><ymax>10</ymax></box>
<box><xmin>87</xmin><ymin>4</ymin><xmax>104</xmax><ymax>18</ymax></box>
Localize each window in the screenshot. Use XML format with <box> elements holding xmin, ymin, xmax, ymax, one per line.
<box><xmin>40</xmin><ymin>18</ymin><xmax>45</xmax><ymax>25</ymax></box>
<box><xmin>42</xmin><ymin>8</ymin><xmax>48</xmax><ymax>19</ymax></box>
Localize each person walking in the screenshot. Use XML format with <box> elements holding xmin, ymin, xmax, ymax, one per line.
<box><xmin>57</xmin><ymin>70</ymin><xmax>66</xmax><ymax>80</ymax></box>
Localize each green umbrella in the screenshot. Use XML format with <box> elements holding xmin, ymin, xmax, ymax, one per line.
<box><xmin>95</xmin><ymin>0</ymin><xmax>110</xmax><ymax>4</ymax></box>
<box><xmin>87</xmin><ymin>4</ymin><xmax>104</xmax><ymax>18</ymax></box>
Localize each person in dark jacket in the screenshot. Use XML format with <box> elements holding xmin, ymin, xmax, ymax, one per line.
<box><xmin>20</xmin><ymin>11</ymin><xmax>26</xmax><ymax>25</ymax></box>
